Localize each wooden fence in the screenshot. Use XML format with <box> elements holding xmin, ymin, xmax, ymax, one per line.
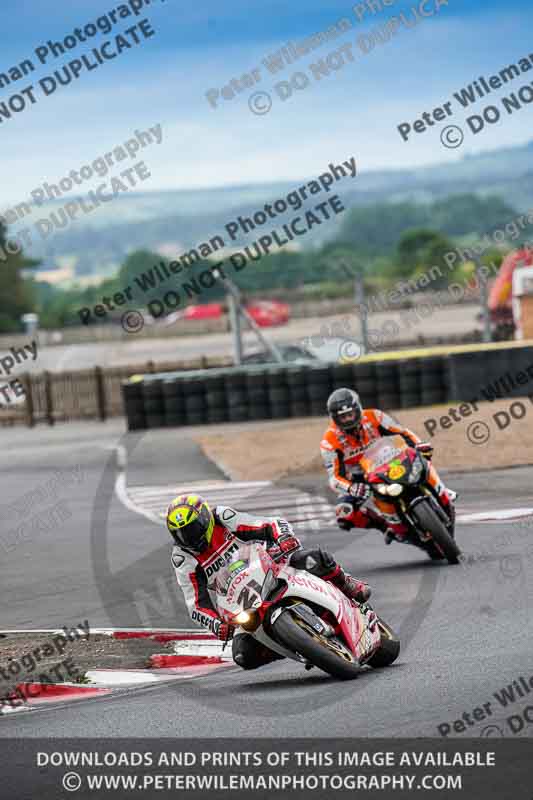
<box><xmin>0</xmin><ymin>356</ymin><xmax>233</xmax><ymax>427</ymax></box>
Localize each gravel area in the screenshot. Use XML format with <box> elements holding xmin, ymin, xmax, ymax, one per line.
<box><xmin>195</xmin><ymin>397</ymin><xmax>533</xmax><ymax>482</ymax></box>
<box><xmin>0</xmin><ymin>631</ymin><xmax>177</xmax><ymax>697</ymax></box>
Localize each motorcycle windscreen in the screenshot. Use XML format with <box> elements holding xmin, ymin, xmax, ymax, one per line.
<box><xmin>360</xmin><ymin>434</ymin><xmax>408</xmax><ymax>473</ymax></box>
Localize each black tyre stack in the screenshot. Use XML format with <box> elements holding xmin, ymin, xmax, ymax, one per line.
<box><xmin>142</xmin><ymin>379</ymin><xmax>165</xmax><ymax>428</ymax></box>
<box><xmin>225</xmin><ymin>371</ymin><xmax>249</xmax><ymax>423</ymax></box>
<box><xmin>246</xmin><ymin>367</ymin><xmax>271</xmax><ymax>421</ymax></box>
<box><xmin>121</xmin><ymin>353</ymin><xmax>454</xmax><ymax>430</ymax></box>
<box><xmin>286</xmin><ymin>366</ymin><xmax>310</xmax><ymax>417</ymax></box>
<box><xmin>352</xmin><ymin>362</ymin><xmax>378</xmax><ymax>408</ymax></box>
<box><xmin>399</xmin><ymin>358</ymin><xmax>422</xmax><ymax>409</ymax></box>
<box><xmin>376</xmin><ymin>360</ymin><xmax>401</xmax><ymax>410</ymax></box>
<box><xmin>162</xmin><ymin>378</ymin><xmax>186</xmax><ymax>427</ymax></box>
<box><xmin>267</xmin><ymin>367</ymin><xmax>291</xmax><ymax>419</ymax></box>
<box><xmin>206</xmin><ymin>370</ymin><xmax>228</xmax><ymax>424</ymax></box>
<box><xmin>182</xmin><ymin>374</ymin><xmax>207</xmax><ymax>426</ymax></box>
<box><xmin>306</xmin><ymin>365</ymin><xmax>332</xmax><ymax>417</ymax></box>
<box><xmin>330</xmin><ymin>362</ymin><xmax>354</xmax><ymax>390</ymax></box>
<box><xmin>419</xmin><ymin>356</ymin><xmax>447</xmax><ymax>406</ymax></box>
<box><xmin>122</xmin><ymin>379</ymin><xmax>146</xmax><ymax>430</ymax></box>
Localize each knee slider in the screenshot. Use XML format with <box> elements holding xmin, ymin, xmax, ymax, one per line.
<box><xmin>336</xmin><ymin>502</ymin><xmax>354</xmax><ymax>519</ymax></box>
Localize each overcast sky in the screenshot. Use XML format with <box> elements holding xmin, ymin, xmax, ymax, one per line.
<box><xmin>1</xmin><ymin>0</ymin><xmax>532</xmax><ymax>207</ymax></box>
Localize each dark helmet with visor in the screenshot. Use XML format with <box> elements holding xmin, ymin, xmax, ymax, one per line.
<box><xmin>327</xmin><ymin>388</ymin><xmax>363</xmax><ymax>434</ymax></box>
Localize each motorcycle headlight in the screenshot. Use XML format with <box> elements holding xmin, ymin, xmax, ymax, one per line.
<box><xmin>234</xmin><ymin>610</ymin><xmax>260</xmax><ymax>631</ymax></box>
<box><xmin>375</xmin><ymin>484</ymin><xmax>389</xmax><ymax>495</ymax></box>
<box><xmin>387</xmin><ymin>483</ymin><xmax>403</xmax><ymax>497</ymax></box>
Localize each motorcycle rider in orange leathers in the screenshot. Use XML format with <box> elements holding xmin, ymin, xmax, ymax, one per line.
<box><xmin>321</xmin><ymin>388</ymin><xmax>456</xmax><ymax>543</ymax></box>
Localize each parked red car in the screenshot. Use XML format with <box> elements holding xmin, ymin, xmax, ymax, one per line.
<box><xmin>245</xmin><ymin>300</ymin><xmax>290</xmax><ymax>327</ymax></box>
<box><xmin>183</xmin><ymin>303</ymin><xmax>223</xmax><ymax>320</ymax></box>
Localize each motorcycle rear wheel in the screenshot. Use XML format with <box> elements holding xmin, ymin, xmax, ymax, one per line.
<box><xmin>271</xmin><ymin>609</ymin><xmax>361</xmax><ymax>680</ymax></box>
<box><xmin>412</xmin><ymin>500</ymin><xmax>461</xmax><ymax>564</ymax></box>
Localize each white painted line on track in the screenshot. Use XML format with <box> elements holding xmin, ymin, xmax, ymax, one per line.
<box><xmin>115</xmin><ymin>472</ymin><xmax>163</xmax><ymax>525</ymax></box>
<box><xmin>457</xmin><ymin>507</ymin><xmax>533</xmax><ymax>524</ymax></box>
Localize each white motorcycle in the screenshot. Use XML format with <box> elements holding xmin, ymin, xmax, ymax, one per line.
<box><xmin>215</xmin><ymin>542</ymin><xmax>400</xmax><ymax>680</ymax></box>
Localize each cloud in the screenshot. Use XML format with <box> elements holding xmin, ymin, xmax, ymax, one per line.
<box><xmin>0</xmin><ymin>0</ymin><xmax>532</xmax><ymax>206</ymax></box>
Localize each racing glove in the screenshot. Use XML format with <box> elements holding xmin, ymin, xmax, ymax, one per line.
<box><xmin>348</xmin><ymin>482</ymin><xmax>370</xmax><ymax>503</ymax></box>
<box><xmin>416</xmin><ymin>442</ymin><xmax>434</xmax><ymax>459</ymax></box>
<box><xmin>267</xmin><ymin>536</ymin><xmax>301</xmax><ymax>562</ymax></box>
<box><xmin>215</xmin><ymin>622</ymin><xmax>233</xmax><ymax>642</ymax></box>
<box><xmin>278</xmin><ymin>534</ymin><xmax>301</xmax><ymax>555</ymax></box>
<box><xmin>266</xmin><ymin>522</ymin><xmax>301</xmax><ymax>562</ymax></box>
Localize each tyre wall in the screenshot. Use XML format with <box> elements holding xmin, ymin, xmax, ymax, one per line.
<box><xmin>121</xmin><ymin>346</ymin><xmax>533</xmax><ymax>430</ymax></box>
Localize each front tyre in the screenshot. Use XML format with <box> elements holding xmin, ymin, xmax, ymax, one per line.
<box><xmin>412</xmin><ymin>500</ymin><xmax>461</xmax><ymax>565</ymax></box>
<box><xmin>365</xmin><ymin>617</ymin><xmax>400</xmax><ymax>668</ymax></box>
<box><xmin>271</xmin><ymin>609</ymin><xmax>361</xmax><ymax>680</ymax></box>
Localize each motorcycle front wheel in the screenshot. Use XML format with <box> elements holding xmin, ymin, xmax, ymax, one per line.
<box><xmin>364</xmin><ymin>617</ymin><xmax>400</xmax><ymax>668</ymax></box>
<box><xmin>412</xmin><ymin>499</ymin><xmax>461</xmax><ymax>565</ymax></box>
<box><xmin>271</xmin><ymin>608</ymin><xmax>361</xmax><ymax>680</ymax></box>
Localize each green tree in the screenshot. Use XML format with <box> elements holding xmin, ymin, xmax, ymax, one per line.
<box><xmin>397</xmin><ymin>229</ymin><xmax>440</xmax><ymax>271</ymax></box>
<box><xmin>118</xmin><ymin>249</ymin><xmax>163</xmax><ymax>292</ymax></box>
<box><xmin>0</xmin><ymin>223</ymin><xmax>37</xmax><ymax>332</ymax></box>
<box><xmin>336</xmin><ymin>202</ymin><xmax>428</xmax><ymax>255</ymax></box>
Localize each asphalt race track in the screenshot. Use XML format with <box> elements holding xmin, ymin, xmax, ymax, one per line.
<box><xmin>1</xmin><ymin>421</ymin><xmax>532</xmax><ymax>739</ymax></box>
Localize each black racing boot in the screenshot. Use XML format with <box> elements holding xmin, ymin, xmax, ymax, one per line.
<box><xmin>368</xmin><ymin>515</ymin><xmax>396</xmax><ymax>545</ymax></box>
<box><xmin>329</xmin><ymin>568</ymin><xmax>371</xmax><ymax>603</ymax></box>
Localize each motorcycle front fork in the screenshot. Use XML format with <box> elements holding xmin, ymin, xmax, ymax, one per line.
<box><xmin>398</xmin><ymin>487</ymin><xmax>454</xmax><ymax>538</ymax></box>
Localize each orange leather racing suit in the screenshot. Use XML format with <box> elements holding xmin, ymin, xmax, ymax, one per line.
<box><xmin>320</xmin><ymin>408</ymin><xmax>452</xmax><ymax>531</ymax></box>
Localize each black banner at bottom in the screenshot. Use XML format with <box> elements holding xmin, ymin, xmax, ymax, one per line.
<box><xmin>2</xmin><ymin>738</ymin><xmax>532</xmax><ymax>799</ymax></box>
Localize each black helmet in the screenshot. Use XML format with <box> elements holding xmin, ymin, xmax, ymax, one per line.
<box><xmin>327</xmin><ymin>388</ymin><xmax>362</xmax><ymax>433</ymax></box>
